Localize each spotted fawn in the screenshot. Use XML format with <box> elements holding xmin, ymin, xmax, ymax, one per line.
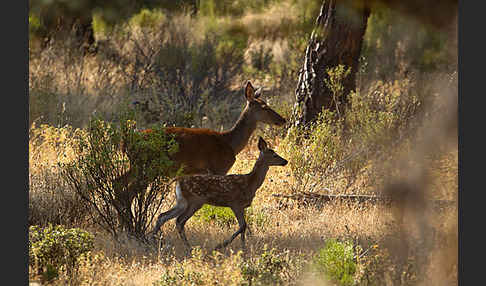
<box><xmin>151</xmin><ymin>136</ymin><xmax>288</xmax><ymax>250</ymax></box>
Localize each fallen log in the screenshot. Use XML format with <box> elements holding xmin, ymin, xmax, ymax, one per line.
<box><xmin>272</xmin><ymin>192</ymin><xmax>456</xmax><ymax>211</ymax></box>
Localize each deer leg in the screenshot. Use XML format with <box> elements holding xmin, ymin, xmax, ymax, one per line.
<box><xmin>236</xmin><ymin>208</ymin><xmax>248</xmax><ymax>250</ymax></box>
<box><xmin>175</xmin><ymin>203</ymin><xmax>203</xmax><ymax>249</ymax></box>
<box><xmin>152</xmin><ymin>183</ymin><xmax>187</xmax><ymax>232</ymax></box>
<box><xmin>150</xmin><ymin>182</ymin><xmax>187</xmax><ymax>236</ymax></box>
<box><xmin>215</xmin><ymin>207</ymin><xmax>247</xmax><ymax>250</ymax></box>
<box><xmin>151</xmin><ymin>204</ymin><xmax>186</xmax><ymax>236</ymax></box>
<box><xmin>244</xmin><ymin>209</ymin><xmax>253</xmax><ymax>237</ymax></box>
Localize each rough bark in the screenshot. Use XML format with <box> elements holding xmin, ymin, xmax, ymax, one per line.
<box><xmin>292</xmin><ymin>0</ymin><xmax>370</xmax><ymax>127</ymax></box>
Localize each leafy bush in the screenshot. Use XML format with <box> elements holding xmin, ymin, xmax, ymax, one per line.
<box><xmin>194</xmin><ymin>205</ymin><xmax>236</xmax><ymax>227</ymax></box>
<box><xmin>314</xmin><ymin>239</ymin><xmax>357</xmax><ymax>286</ymax></box>
<box><xmin>193</xmin><ymin>205</ymin><xmax>268</xmax><ymax>230</ymax></box>
<box><xmin>154</xmin><ymin>246</ymin><xmax>296</xmax><ymax>286</ymax></box>
<box><xmin>283</xmin><ymin>109</ymin><xmax>345</xmax><ymax>192</ymax></box>
<box><xmin>29</xmin><ymin>225</ymin><xmax>94</xmax><ymax>281</ymax></box>
<box><xmin>354</xmin><ymin>243</ymin><xmax>392</xmax><ymax>286</ymax></box>
<box><xmin>240</xmin><ymin>246</ymin><xmax>289</xmax><ymax>285</ymax></box>
<box><xmin>324</xmin><ymin>65</ymin><xmax>352</xmax><ymax>117</ymax></box>
<box><xmin>198</xmin><ymin>0</ymin><xmax>278</xmax><ymax>17</ymax></box>
<box><xmin>29</xmin><ymin>13</ymin><xmax>41</xmax><ymax>34</ymax></box>
<box><xmin>129</xmin><ymin>8</ymin><xmax>166</xmax><ymax>28</ymax></box>
<box><xmin>282</xmin><ymin>73</ymin><xmax>424</xmax><ymax>193</ymax></box>
<box><xmin>245</xmin><ymin>207</ymin><xmax>269</xmax><ymax>229</ymax></box>
<box><xmin>156</xmin><ymin>266</ymin><xmax>204</xmax><ymax>286</ymax></box>
<box><xmin>60</xmin><ymin>111</ymin><xmax>180</xmax><ymax>240</ymax></box>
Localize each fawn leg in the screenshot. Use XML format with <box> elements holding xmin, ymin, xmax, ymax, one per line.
<box><xmin>244</xmin><ymin>209</ymin><xmax>253</xmax><ymax>237</ymax></box>
<box><xmin>151</xmin><ymin>182</ymin><xmax>188</xmax><ymax>236</ymax></box>
<box><xmin>175</xmin><ymin>203</ymin><xmax>203</xmax><ymax>249</ymax></box>
<box><xmin>215</xmin><ymin>207</ymin><xmax>247</xmax><ymax>250</ymax></box>
<box><xmin>151</xmin><ymin>204</ymin><xmax>186</xmax><ymax>236</ymax></box>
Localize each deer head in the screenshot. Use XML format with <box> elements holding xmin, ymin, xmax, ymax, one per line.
<box><xmin>257</xmin><ymin>137</ymin><xmax>288</xmax><ymax>166</ymax></box>
<box><xmin>244</xmin><ymin>81</ymin><xmax>286</xmax><ymax>126</ymax></box>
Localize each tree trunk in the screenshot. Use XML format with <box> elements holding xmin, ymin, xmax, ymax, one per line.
<box><xmin>292</xmin><ymin>0</ymin><xmax>370</xmax><ymax>127</ymax></box>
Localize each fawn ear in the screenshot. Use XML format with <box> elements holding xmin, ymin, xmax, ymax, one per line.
<box><xmin>245</xmin><ymin>81</ymin><xmax>255</xmax><ymax>101</ymax></box>
<box><xmin>258</xmin><ymin>136</ymin><xmax>267</xmax><ymax>151</ymax></box>
<box><xmin>254</xmin><ymin>87</ymin><xmax>263</xmax><ymax>99</ymax></box>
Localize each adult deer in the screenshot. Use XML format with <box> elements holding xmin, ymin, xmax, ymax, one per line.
<box><xmin>117</xmin><ymin>81</ymin><xmax>286</xmax><ymax>210</ymax></box>
<box><xmin>150</xmin><ymin>137</ymin><xmax>288</xmax><ymax>250</ymax></box>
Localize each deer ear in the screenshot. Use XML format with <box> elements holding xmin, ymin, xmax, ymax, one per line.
<box><xmin>254</xmin><ymin>87</ymin><xmax>262</xmax><ymax>99</ymax></box>
<box><xmin>245</xmin><ymin>81</ymin><xmax>255</xmax><ymax>101</ymax></box>
<box><xmin>258</xmin><ymin>136</ymin><xmax>267</xmax><ymax>151</ymax></box>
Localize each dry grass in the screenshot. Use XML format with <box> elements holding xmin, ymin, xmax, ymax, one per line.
<box><xmin>28</xmin><ymin>74</ymin><xmax>457</xmax><ymax>285</ymax></box>
<box><xmin>29</xmin><ymin>128</ymin><xmax>457</xmax><ymax>285</ymax></box>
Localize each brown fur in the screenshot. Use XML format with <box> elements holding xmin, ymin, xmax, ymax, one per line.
<box><xmin>151</xmin><ymin>137</ymin><xmax>288</xmax><ymax>250</ymax></box>
<box><xmin>164</xmin><ymin>127</ymin><xmax>237</xmax><ymax>175</ymax></box>
<box><xmin>115</xmin><ymin>81</ymin><xmax>286</xmax><ymax>208</ymax></box>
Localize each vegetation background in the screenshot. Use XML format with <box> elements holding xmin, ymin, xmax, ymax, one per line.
<box><xmin>29</xmin><ymin>0</ymin><xmax>457</xmax><ymax>285</ymax></box>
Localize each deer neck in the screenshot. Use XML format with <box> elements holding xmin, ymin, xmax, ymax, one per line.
<box><xmin>248</xmin><ymin>155</ymin><xmax>270</xmax><ymax>193</ymax></box>
<box><xmin>222</xmin><ymin>107</ymin><xmax>257</xmax><ymax>154</ymax></box>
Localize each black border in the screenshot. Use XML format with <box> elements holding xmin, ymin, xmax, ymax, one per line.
<box><xmin>7</xmin><ymin>0</ymin><xmax>29</xmax><ymax>284</ymax></box>
<box><xmin>459</xmin><ymin>1</ymin><xmax>481</xmax><ymax>286</ymax></box>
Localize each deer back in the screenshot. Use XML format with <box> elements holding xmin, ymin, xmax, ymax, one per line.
<box><xmin>165</xmin><ymin>127</ymin><xmax>236</xmax><ymax>175</ymax></box>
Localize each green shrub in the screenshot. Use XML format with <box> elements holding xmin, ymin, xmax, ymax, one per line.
<box><xmin>240</xmin><ymin>246</ymin><xmax>289</xmax><ymax>285</ymax></box>
<box><xmin>92</xmin><ymin>12</ymin><xmax>112</xmax><ymax>39</ymax></box>
<box><xmin>245</xmin><ymin>207</ymin><xmax>269</xmax><ymax>229</ymax></box>
<box><xmin>129</xmin><ymin>8</ymin><xmax>166</xmax><ymax>28</ymax></box>
<box><xmin>324</xmin><ymin>65</ymin><xmax>352</xmax><ymax>117</ymax></box>
<box><xmin>194</xmin><ymin>205</ymin><xmax>267</xmax><ymax>230</ymax></box>
<box><xmin>282</xmin><ymin>72</ymin><xmax>423</xmax><ymax>192</ymax></box>
<box><xmin>154</xmin><ymin>247</ymin><xmax>297</xmax><ymax>286</ymax></box>
<box><xmin>198</xmin><ymin>0</ymin><xmax>277</xmax><ymax>17</ymax></box>
<box><xmin>155</xmin><ymin>266</ymin><xmax>204</xmax><ymax>286</ymax></box>
<box><xmin>194</xmin><ymin>205</ymin><xmax>236</xmax><ymax>227</ymax></box>
<box><xmin>60</xmin><ymin>111</ymin><xmax>180</xmax><ymax>240</ymax></box>
<box><xmin>353</xmin><ymin>242</ymin><xmax>423</xmax><ymax>286</ymax></box>
<box><xmin>314</xmin><ymin>239</ymin><xmax>357</xmax><ymax>286</ymax></box>
<box><xmin>283</xmin><ymin>109</ymin><xmax>345</xmax><ymax>192</ymax></box>
<box><xmin>29</xmin><ymin>225</ymin><xmax>94</xmax><ymax>281</ymax></box>
<box><xmin>29</xmin><ymin>14</ymin><xmax>41</xmax><ymax>34</ymax></box>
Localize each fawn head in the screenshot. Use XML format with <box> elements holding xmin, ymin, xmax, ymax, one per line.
<box><xmin>245</xmin><ymin>81</ymin><xmax>286</xmax><ymax>126</ymax></box>
<box><xmin>257</xmin><ymin>137</ymin><xmax>288</xmax><ymax>166</ymax></box>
